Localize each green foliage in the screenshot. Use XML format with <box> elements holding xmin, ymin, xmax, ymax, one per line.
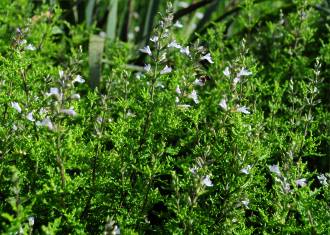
<box><xmin>0</xmin><ymin>0</ymin><xmax>329</xmax><ymax>234</ymax></box>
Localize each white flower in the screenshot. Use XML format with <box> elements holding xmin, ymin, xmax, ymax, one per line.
<box><xmin>28</xmin><ymin>216</ymin><xmax>35</xmax><ymax>226</ymax></box>
<box><xmin>189</xmin><ymin>90</ymin><xmax>199</xmax><ymax>104</ymax></box>
<box><xmin>201</xmin><ymin>53</ymin><xmax>214</xmax><ymax>64</ymax></box>
<box><xmin>25</xmin><ymin>44</ymin><xmax>36</xmax><ymax>51</ymax></box>
<box><xmin>36</xmin><ymin>117</ymin><xmax>54</xmax><ymax>130</ymax></box>
<box><xmin>113</xmin><ymin>225</ymin><xmax>120</xmax><ymax>235</ymax></box>
<box><xmin>46</xmin><ymin>87</ymin><xmax>62</xmax><ymax>100</ymax></box>
<box><xmin>219</xmin><ymin>98</ymin><xmax>228</xmax><ymax>111</ymax></box>
<box><xmin>189</xmin><ymin>166</ymin><xmax>198</xmax><ymax>174</ymax></box>
<box><xmin>174</xmin><ymin>20</ymin><xmax>183</xmax><ymax>28</ymax></box>
<box><xmin>296</xmin><ymin>178</ymin><xmax>307</xmax><ymax>187</ymax></box>
<box><xmin>237</xmin><ymin>68</ymin><xmax>252</xmax><ymax>77</ymax></box>
<box><xmin>168</xmin><ymin>40</ymin><xmax>181</xmax><ymax>49</ymax></box>
<box><xmin>175</xmin><ymin>85</ymin><xmax>181</xmax><ymax>95</ymax></box>
<box><xmin>178</xmin><ymin>1</ymin><xmax>189</xmax><ymax>8</ymax></box>
<box><xmin>202</xmin><ymin>176</ymin><xmax>213</xmax><ymax>187</ymax></box>
<box><xmin>241</xmin><ymin>199</ymin><xmax>249</xmax><ymax>208</ymax></box>
<box><xmin>180</xmin><ymin>46</ymin><xmax>190</xmax><ymax>56</ymax></box>
<box><xmin>237</xmin><ymin>105</ymin><xmax>250</xmax><ymax>114</ymax></box>
<box><xmin>11</xmin><ymin>102</ymin><xmax>22</xmax><ymax>113</ymax></box>
<box><xmin>160</xmin><ymin>65</ymin><xmax>172</xmax><ymax>75</ymax></box>
<box><xmin>60</xmin><ymin>107</ymin><xmax>77</xmax><ymax>116</ymax></box>
<box><xmin>269</xmin><ymin>165</ymin><xmax>281</xmax><ymax>176</ymax></box>
<box><xmin>71</xmin><ymin>94</ymin><xmax>81</xmax><ymax>100</ymax></box>
<box><xmin>194</xmin><ymin>79</ymin><xmax>204</xmax><ymax>86</ymax></box>
<box><xmin>240</xmin><ymin>165</ymin><xmax>252</xmax><ymax>175</ymax></box>
<box><xmin>317</xmin><ymin>174</ymin><xmax>328</xmax><ymax>186</ymax></box>
<box><xmin>156</xmin><ymin>82</ymin><xmax>165</xmax><ymax>89</ymax></box>
<box><xmin>26</xmin><ymin>112</ymin><xmax>35</xmax><ymax>122</ymax></box>
<box><xmin>144</xmin><ymin>64</ymin><xmax>151</xmax><ymax>73</ymax></box>
<box><xmin>233</xmin><ymin>77</ymin><xmax>241</xmax><ymax>86</ymax></box>
<box><xmin>150</xmin><ymin>36</ymin><xmax>159</xmax><ymax>43</ymax></box>
<box><xmin>73</xmin><ymin>75</ymin><xmax>85</xmax><ymax>84</ymax></box>
<box><xmin>223</xmin><ymin>66</ymin><xmax>230</xmax><ymax>77</ymax></box>
<box><xmin>59</xmin><ymin>70</ymin><xmax>64</xmax><ymax>78</ymax></box>
<box><xmin>175</xmin><ymin>97</ymin><xmax>180</xmax><ymax>103</ymax></box>
<box><xmin>196</xmin><ymin>12</ymin><xmax>204</xmax><ymax>19</ymax></box>
<box><xmin>139</xmin><ymin>45</ymin><xmax>152</xmax><ymax>56</ymax></box>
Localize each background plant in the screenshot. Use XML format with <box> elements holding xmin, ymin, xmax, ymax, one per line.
<box><xmin>0</xmin><ymin>0</ymin><xmax>329</xmax><ymax>234</ymax></box>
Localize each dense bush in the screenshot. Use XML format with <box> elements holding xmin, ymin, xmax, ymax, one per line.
<box><xmin>0</xmin><ymin>0</ymin><xmax>329</xmax><ymax>234</ymax></box>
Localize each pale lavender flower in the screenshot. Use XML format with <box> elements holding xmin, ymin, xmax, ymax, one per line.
<box><xmin>189</xmin><ymin>90</ymin><xmax>199</xmax><ymax>104</ymax></box>
<box><xmin>296</xmin><ymin>178</ymin><xmax>307</xmax><ymax>187</ymax></box>
<box><xmin>47</xmin><ymin>87</ymin><xmax>61</xmax><ymax>97</ymax></box>
<box><xmin>237</xmin><ymin>68</ymin><xmax>252</xmax><ymax>77</ymax></box>
<box><xmin>201</xmin><ymin>53</ymin><xmax>214</xmax><ymax>64</ymax></box>
<box><xmin>150</xmin><ymin>36</ymin><xmax>159</xmax><ymax>43</ymax></box>
<box><xmin>25</xmin><ymin>44</ymin><xmax>36</xmax><ymax>51</ymax></box>
<box><xmin>174</xmin><ymin>20</ymin><xmax>183</xmax><ymax>28</ymax></box>
<box><xmin>180</xmin><ymin>46</ymin><xmax>190</xmax><ymax>56</ymax></box>
<box><xmin>36</xmin><ymin>117</ymin><xmax>54</xmax><ymax>130</ymax></box>
<box><xmin>233</xmin><ymin>77</ymin><xmax>240</xmax><ymax>86</ymax></box>
<box><xmin>240</xmin><ymin>165</ymin><xmax>252</xmax><ymax>175</ymax></box>
<box><xmin>194</xmin><ymin>79</ymin><xmax>204</xmax><ymax>86</ymax></box>
<box><xmin>26</xmin><ymin>112</ymin><xmax>35</xmax><ymax>122</ymax></box>
<box><xmin>175</xmin><ymin>85</ymin><xmax>181</xmax><ymax>95</ymax></box>
<box><xmin>269</xmin><ymin>165</ymin><xmax>281</xmax><ymax>176</ymax></box>
<box><xmin>160</xmin><ymin>65</ymin><xmax>172</xmax><ymax>75</ymax></box>
<box><xmin>73</xmin><ymin>75</ymin><xmax>85</xmax><ymax>84</ymax></box>
<box><xmin>139</xmin><ymin>45</ymin><xmax>152</xmax><ymax>56</ymax></box>
<box><xmin>237</xmin><ymin>106</ymin><xmax>250</xmax><ymax>114</ymax></box>
<box><xmin>168</xmin><ymin>40</ymin><xmax>181</xmax><ymax>49</ymax></box>
<box><xmin>317</xmin><ymin>174</ymin><xmax>328</xmax><ymax>186</ymax></box>
<box><xmin>11</xmin><ymin>102</ymin><xmax>22</xmax><ymax>113</ymax></box>
<box><xmin>219</xmin><ymin>98</ymin><xmax>228</xmax><ymax>111</ymax></box>
<box><xmin>223</xmin><ymin>66</ymin><xmax>230</xmax><ymax>77</ymax></box>
<box><xmin>144</xmin><ymin>64</ymin><xmax>151</xmax><ymax>73</ymax></box>
<box><xmin>202</xmin><ymin>176</ymin><xmax>213</xmax><ymax>187</ymax></box>
<box><xmin>60</xmin><ymin>107</ymin><xmax>77</xmax><ymax>116</ymax></box>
